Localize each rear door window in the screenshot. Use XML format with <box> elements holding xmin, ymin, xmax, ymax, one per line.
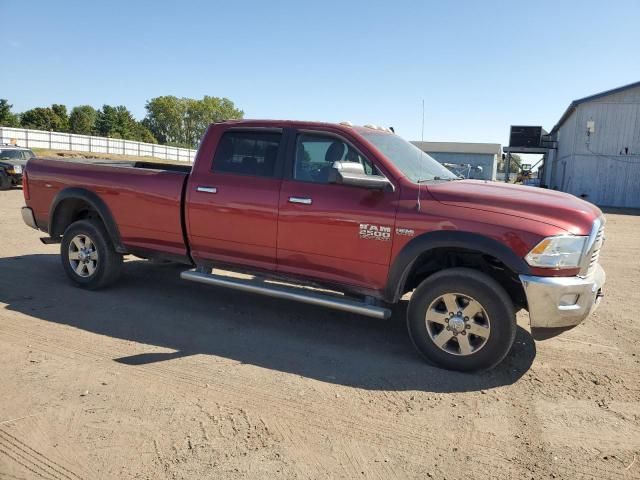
<box><xmin>212</xmin><ymin>131</ymin><xmax>281</xmax><ymax>178</ymax></box>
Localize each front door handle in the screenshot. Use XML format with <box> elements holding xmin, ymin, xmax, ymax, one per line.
<box><xmin>288</xmin><ymin>196</ymin><xmax>312</xmax><ymax>205</ymax></box>
<box><xmin>197</xmin><ymin>186</ymin><xmax>217</xmax><ymax>194</ymax></box>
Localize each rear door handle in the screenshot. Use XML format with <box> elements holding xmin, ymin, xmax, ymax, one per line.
<box><xmin>197</xmin><ymin>186</ymin><xmax>217</xmax><ymax>194</ymax></box>
<box><xmin>288</xmin><ymin>196</ymin><xmax>312</xmax><ymax>205</ymax></box>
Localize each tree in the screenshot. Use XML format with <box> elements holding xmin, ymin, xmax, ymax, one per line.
<box><xmin>20</xmin><ymin>107</ymin><xmax>56</xmax><ymax>130</ymax></box>
<box><xmin>0</xmin><ymin>99</ymin><xmax>20</xmax><ymax>127</ymax></box>
<box><xmin>94</xmin><ymin>105</ymin><xmax>157</xmax><ymax>143</ymax></box>
<box><xmin>134</xmin><ymin>121</ymin><xmax>157</xmax><ymax>144</ymax></box>
<box><xmin>498</xmin><ymin>153</ymin><xmax>522</xmax><ymax>173</ymax></box>
<box><xmin>69</xmin><ymin>105</ymin><xmax>98</xmax><ymax>135</ymax></box>
<box><xmin>142</xmin><ymin>95</ymin><xmax>183</xmax><ymax>145</ymax></box>
<box><xmin>95</xmin><ymin>105</ymin><xmax>137</xmax><ymax>139</ymax></box>
<box><xmin>144</xmin><ymin>95</ymin><xmax>243</xmax><ymax>148</ymax></box>
<box><xmin>20</xmin><ymin>104</ymin><xmax>69</xmax><ymax>131</ymax></box>
<box><xmin>51</xmin><ymin>104</ymin><xmax>69</xmax><ymax>132</ymax></box>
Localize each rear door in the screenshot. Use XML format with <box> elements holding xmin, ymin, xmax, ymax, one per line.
<box><xmin>187</xmin><ymin>128</ymin><xmax>285</xmax><ymax>270</ymax></box>
<box><xmin>276</xmin><ymin>130</ymin><xmax>399</xmax><ymax>291</ymax></box>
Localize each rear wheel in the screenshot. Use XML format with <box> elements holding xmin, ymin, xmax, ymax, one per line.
<box><xmin>61</xmin><ymin>219</ymin><xmax>123</xmax><ymax>289</ymax></box>
<box><xmin>407</xmin><ymin>268</ymin><xmax>516</xmax><ymax>371</ymax></box>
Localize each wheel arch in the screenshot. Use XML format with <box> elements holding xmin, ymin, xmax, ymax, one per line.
<box><xmin>384</xmin><ymin>231</ymin><xmax>530</xmax><ymax>306</ymax></box>
<box><xmin>49</xmin><ymin>188</ymin><xmax>126</xmax><ymax>253</ymax></box>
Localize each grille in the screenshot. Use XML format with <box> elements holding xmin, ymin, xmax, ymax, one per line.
<box><xmin>587</xmin><ymin>224</ymin><xmax>605</xmax><ymax>274</ymax></box>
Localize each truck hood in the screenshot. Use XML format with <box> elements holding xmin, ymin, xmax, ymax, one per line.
<box><xmin>426</xmin><ymin>180</ymin><xmax>601</xmax><ymax>235</ymax></box>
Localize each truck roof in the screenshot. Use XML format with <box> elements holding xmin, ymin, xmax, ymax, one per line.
<box><xmin>216</xmin><ymin>119</ymin><xmax>394</xmax><ymax>135</ymax></box>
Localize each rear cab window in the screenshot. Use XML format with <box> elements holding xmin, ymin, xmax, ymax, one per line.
<box><xmin>212</xmin><ymin>131</ymin><xmax>281</xmax><ymax>178</ymax></box>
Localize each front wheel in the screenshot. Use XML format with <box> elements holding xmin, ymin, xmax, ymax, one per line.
<box><xmin>0</xmin><ymin>174</ymin><xmax>11</xmax><ymax>190</ymax></box>
<box><xmin>61</xmin><ymin>219</ymin><xmax>123</xmax><ymax>289</ymax></box>
<box><xmin>407</xmin><ymin>268</ymin><xmax>516</xmax><ymax>371</ymax></box>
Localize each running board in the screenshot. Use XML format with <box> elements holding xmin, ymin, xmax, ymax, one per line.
<box><xmin>180</xmin><ymin>270</ymin><xmax>391</xmax><ymax>320</ymax></box>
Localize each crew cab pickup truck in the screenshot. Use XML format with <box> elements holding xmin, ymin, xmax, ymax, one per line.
<box><xmin>20</xmin><ymin>120</ymin><xmax>606</xmax><ymax>371</ymax></box>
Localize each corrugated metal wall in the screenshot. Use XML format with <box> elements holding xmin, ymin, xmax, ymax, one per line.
<box><xmin>552</xmin><ymin>86</ymin><xmax>640</xmax><ymax>208</ymax></box>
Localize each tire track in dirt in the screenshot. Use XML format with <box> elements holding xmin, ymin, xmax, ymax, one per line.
<box><xmin>2</xmin><ymin>312</ymin><xmax>638</xmax><ymax>479</ymax></box>
<box><xmin>0</xmin><ymin>428</ymin><xmax>83</xmax><ymax>480</ymax></box>
<box><xmin>0</xmin><ymin>320</ymin><xmax>524</xmax><ymax>476</ymax></box>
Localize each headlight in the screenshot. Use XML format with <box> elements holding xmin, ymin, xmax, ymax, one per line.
<box><xmin>525</xmin><ymin>236</ymin><xmax>587</xmax><ymax>269</ymax></box>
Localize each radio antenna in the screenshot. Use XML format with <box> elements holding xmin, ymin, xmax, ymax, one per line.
<box><xmin>421</xmin><ymin>99</ymin><xmax>425</xmax><ymax>142</ymax></box>
<box><xmin>417</xmin><ymin>99</ymin><xmax>425</xmax><ymax>211</ymax></box>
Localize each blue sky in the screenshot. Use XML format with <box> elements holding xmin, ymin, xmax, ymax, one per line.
<box><xmin>2</xmin><ymin>0</ymin><xmax>639</xmax><ymax>146</ymax></box>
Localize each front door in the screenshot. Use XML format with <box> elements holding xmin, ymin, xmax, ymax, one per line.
<box><xmin>187</xmin><ymin>128</ymin><xmax>284</xmax><ymax>270</ymax></box>
<box><xmin>277</xmin><ymin>131</ymin><xmax>399</xmax><ymax>291</ymax></box>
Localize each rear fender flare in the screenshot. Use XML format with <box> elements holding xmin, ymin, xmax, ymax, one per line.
<box><xmin>384</xmin><ymin>230</ymin><xmax>530</xmax><ymax>302</ymax></box>
<box><xmin>49</xmin><ymin>188</ymin><xmax>126</xmax><ymax>253</ymax></box>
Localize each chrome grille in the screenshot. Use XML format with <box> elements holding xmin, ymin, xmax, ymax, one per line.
<box><xmin>587</xmin><ymin>224</ymin><xmax>605</xmax><ymax>275</ymax></box>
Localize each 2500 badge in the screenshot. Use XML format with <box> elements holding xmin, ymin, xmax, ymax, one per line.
<box><xmin>359</xmin><ymin>224</ymin><xmax>391</xmax><ymax>241</ymax></box>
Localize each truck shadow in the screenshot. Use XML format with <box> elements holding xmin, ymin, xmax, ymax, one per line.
<box><xmin>0</xmin><ymin>254</ymin><xmax>536</xmax><ymax>393</ymax></box>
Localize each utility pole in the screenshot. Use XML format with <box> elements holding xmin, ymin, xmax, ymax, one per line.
<box><xmin>505</xmin><ymin>151</ymin><xmax>511</xmax><ymax>183</ymax></box>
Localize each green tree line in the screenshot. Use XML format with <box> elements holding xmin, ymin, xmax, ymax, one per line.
<box><xmin>0</xmin><ymin>96</ymin><xmax>243</xmax><ymax>148</ymax></box>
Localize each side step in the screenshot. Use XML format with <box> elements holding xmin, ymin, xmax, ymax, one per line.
<box><xmin>180</xmin><ymin>270</ymin><xmax>391</xmax><ymax>320</ymax></box>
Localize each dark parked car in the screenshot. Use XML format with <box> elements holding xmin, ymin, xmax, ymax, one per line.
<box><xmin>0</xmin><ymin>145</ymin><xmax>35</xmax><ymax>190</ymax></box>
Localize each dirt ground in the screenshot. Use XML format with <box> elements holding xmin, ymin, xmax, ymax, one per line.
<box><xmin>0</xmin><ymin>187</ymin><xmax>638</xmax><ymax>480</ymax></box>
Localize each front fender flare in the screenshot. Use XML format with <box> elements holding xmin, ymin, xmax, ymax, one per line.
<box><xmin>384</xmin><ymin>230</ymin><xmax>531</xmax><ymax>302</ymax></box>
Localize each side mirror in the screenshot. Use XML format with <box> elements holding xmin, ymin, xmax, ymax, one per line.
<box><xmin>328</xmin><ymin>161</ymin><xmax>392</xmax><ymax>190</ymax></box>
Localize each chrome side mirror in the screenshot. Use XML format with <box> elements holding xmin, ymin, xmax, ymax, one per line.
<box><xmin>328</xmin><ymin>161</ymin><xmax>392</xmax><ymax>190</ymax></box>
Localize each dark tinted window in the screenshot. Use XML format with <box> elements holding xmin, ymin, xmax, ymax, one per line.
<box><xmin>0</xmin><ymin>150</ymin><xmax>23</xmax><ymax>160</ymax></box>
<box><xmin>294</xmin><ymin>134</ymin><xmax>379</xmax><ymax>184</ymax></box>
<box><xmin>213</xmin><ymin>131</ymin><xmax>281</xmax><ymax>177</ymax></box>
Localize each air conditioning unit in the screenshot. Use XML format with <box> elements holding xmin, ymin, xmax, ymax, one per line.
<box><xmin>509</xmin><ymin>126</ymin><xmax>547</xmax><ymax>148</ymax></box>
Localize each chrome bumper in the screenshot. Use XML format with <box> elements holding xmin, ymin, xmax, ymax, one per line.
<box><xmin>21</xmin><ymin>206</ymin><xmax>38</xmax><ymax>229</ymax></box>
<box><xmin>519</xmin><ymin>264</ymin><xmax>606</xmax><ymax>329</ymax></box>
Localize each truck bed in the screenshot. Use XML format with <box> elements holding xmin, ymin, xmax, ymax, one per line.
<box><xmin>26</xmin><ymin>157</ymin><xmax>191</xmax><ymax>259</ymax></box>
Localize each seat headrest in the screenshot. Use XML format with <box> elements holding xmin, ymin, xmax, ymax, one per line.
<box><xmin>217</xmin><ymin>135</ymin><xmax>234</xmax><ymax>160</ymax></box>
<box><xmin>325</xmin><ymin>142</ymin><xmax>345</xmax><ymax>164</ymax></box>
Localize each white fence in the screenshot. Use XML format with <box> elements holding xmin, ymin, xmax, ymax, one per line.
<box><xmin>0</xmin><ymin>127</ymin><xmax>196</xmax><ymax>163</ymax></box>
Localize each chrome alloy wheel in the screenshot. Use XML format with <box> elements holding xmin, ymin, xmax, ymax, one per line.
<box><xmin>425</xmin><ymin>293</ymin><xmax>491</xmax><ymax>356</ymax></box>
<box><xmin>68</xmin><ymin>234</ymin><xmax>99</xmax><ymax>278</ymax></box>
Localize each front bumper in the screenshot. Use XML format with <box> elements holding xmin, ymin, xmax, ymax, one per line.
<box><xmin>519</xmin><ymin>264</ymin><xmax>606</xmax><ymax>329</ymax></box>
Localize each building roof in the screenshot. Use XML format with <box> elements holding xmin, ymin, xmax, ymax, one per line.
<box><xmin>411</xmin><ymin>141</ymin><xmax>501</xmax><ymax>155</ymax></box>
<box><xmin>551</xmin><ymin>80</ymin><xmax>640</xmax><ymax>133</ymax></box>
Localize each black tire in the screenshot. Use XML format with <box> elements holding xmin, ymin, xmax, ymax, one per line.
<box><xmin>61</xmin><ymin>219</ymin><xmax>123</xmax><ymax>289</ymax></box>
<box><xmin>407</xmin><ymin>268</ymin><xmax>516</xmax><ymax>372</ymax></box>
<box><xmin>0</xmin><ymin>173</ymin><xmax>11</xmax><ymax>190</ymax></box>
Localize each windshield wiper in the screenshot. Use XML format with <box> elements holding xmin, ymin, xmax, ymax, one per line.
<box><xmin>417</xmin><ymin>177</ymin><xmax>459</xmax><ymax>183</ymax></box>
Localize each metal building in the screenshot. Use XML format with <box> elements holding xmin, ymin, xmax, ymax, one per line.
<box><xmin>411</xmin><ymin>142</ymin><xmax>499</xmax><ymax>180</ymax></box>
<box><xmin>542</xmin><ymin>81</ymin><xmax>640</xmax><ymax>208</ymax></box>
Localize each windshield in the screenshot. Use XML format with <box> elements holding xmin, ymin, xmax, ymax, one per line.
<box><xmin>361</xmin><ymin>133</ymin><xmax>458</xmax><ymax>182</ymax></box>
<box><xmin>0</xmin><ymin>149</ymin><xmax>24</xmax><ymax>161</ymax></box>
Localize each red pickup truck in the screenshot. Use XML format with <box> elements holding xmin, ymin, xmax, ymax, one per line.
<box><xmin>20</xmin><ymin>120</ymin><xmax>606</xmax><ymax>371</ymax></box>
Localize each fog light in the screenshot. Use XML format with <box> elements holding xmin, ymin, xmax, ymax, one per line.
<box><xmin>560</xmin><ymin>294</ymin><xmax>579</xmax><ymax>306</ymax></box>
